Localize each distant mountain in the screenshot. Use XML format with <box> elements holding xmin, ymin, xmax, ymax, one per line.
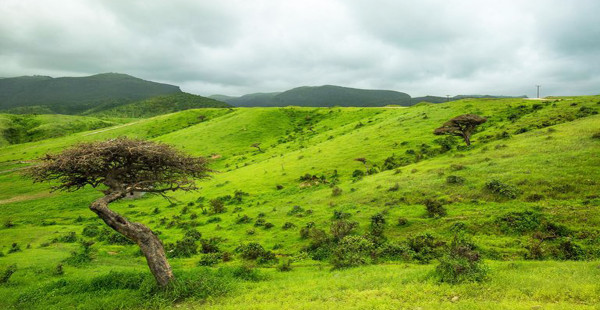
<box><xmin>412</xmin><ymin>94</ymin><xmax>528</xmax><ymax>104</ymax></box>
<box><xmin>0</xmin><ymin>73</ymin><xmax>182</xmax><ymax>114</ymax></box>
<box><xmin>214</xmin><ymin>85</ymin><xmax>411</xmax><ymax>107</ymax></box>
<box><xmin>90</xmin><ymin>92</ymin><xmax>231</xmax><ymax>118</ymax></box>
<box><xmin>210</xmin><ymin>92</ymin><xmax>282</xmax><ymax>107</ymax></box>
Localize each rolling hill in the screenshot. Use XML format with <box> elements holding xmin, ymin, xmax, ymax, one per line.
<box><xmin>0</xmin><ymin>73</ymin><xmax>182</xmax><ymax>114</ymax></box>
<box><xmin>0</xmin><ymin>96</ymin><xmax>598</xmax><ymax>309</ymax></box>
<box><xmin>87</xmin><ymin>92</ymin><xmax>231</xmax><ymax>118</ymax></box>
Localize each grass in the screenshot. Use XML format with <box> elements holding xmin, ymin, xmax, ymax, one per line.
<box><xmin>0</xmin><ymin>96</ymin><xmax>599</xmax><ymax>308</ymax></box>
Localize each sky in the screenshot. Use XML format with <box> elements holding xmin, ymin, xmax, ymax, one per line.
<box><xmin>1</xmin><ymin>0</ymin><xmax>599</xmax><ymax>97</ymax></box>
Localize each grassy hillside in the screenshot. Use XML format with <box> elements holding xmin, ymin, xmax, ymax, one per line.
<box><xmin>0</xmin><ymin>96</ymin><xmax>599</xmax><ymax>309</ymax></box>
<box><xmin>0</xmin><ymin>114</ymin><xmax>126</xmax><ymax>147</ymax></box>
<box><xmin>0</xmin><ymin>73</ymin><xmax>182</xmax><ymax>114</ymax></box>
<box><xmin>88</xmin><ymin>93</ymin><xmax>231</xmax><ymax>118</ymax></box>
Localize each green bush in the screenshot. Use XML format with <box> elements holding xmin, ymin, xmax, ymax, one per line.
<box><xmin>197</xmin><ymin>253</ymin><xmax>223</xmax><ymax>266</ymax></box>
<box><xmin>165</xmin><ymin>237</ymin><xmax>198</xmax><ymax>258</ymax></box>
<box><xmin>0</xmin><ymin>264</ymin><xmax>17</xmax><ymax>284</ymax></box>
<box><xmin>435</xmin><ymin>234</ymin><xmax>488</xmax><ymax>284</ymax></box>
<box><xmin>332</xmin><ymin>235</ymin><xmax>374</xmax><ymax>268</ymax></box>
<box><xmin>406</xmin><ymin>233</ymin><xmax>442</xmax><ymax>263</ymax></box>
<box><xmin>64</xmin><ymin>240</ymin><xmax>95</xmax><ymax>266</ymax></box>
<box><xmin>495</xmin><ymin>211</ymin><xmax>542</xmax><ymax>234</ymax></box>
<box><xmin>330</xmin><ymin>219</ymin><xmax>358</xmax><ymax>241</ymax></box>
<box><xmin>446</xmin><ymin>175</ymin><xmax>465</xmax><ymax>185</ymax></box>
<box><xmin>235</xmin><ymin>242</ymin><xmax>275</xmax><ymax>263</ymax></box>
<box><xmin>485</xmin><ymin>179</ymin><xmax>519</xmax><ymax>199</ymax></box>
<box><xmin>424</xmin><ymin>199</ymin><xmax>447</xmax><ymax>218</ymax></box>
<box><xmin>277</xmin><ymin>259</ymin><xmax>293</xmax><ymax>272</ymax></box>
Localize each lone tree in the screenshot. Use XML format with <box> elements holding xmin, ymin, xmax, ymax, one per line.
<box><xmin>251</xmin><ymin>142</ymin><xmax>264</xmax><ymax>153</ymax></box>
<box><xmin>26</xmin><ymin>138</ymin><xmax>210</xmax><ymax>287</ymax></box>
<box><xmin>434</xmin><ymin>114</ymin><xmax>487</xmax><ymax>146</ymax></box>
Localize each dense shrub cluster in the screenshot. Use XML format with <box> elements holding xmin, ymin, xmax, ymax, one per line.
<box><xmin>435</xmin><ymin>234</ymin><xmax>488</xmax><ymax>284</ymax></box>
<box><xmin>235</xmin><ymin>243</ymin><xmax>276</xmax><ymax>264</ymax></box>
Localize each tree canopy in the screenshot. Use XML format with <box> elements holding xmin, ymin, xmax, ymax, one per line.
<box><xmin>27</xmin><ymin>137</ymin><xmax>210</xmax><ymax>194</ymax></box>
<box><xmin>433</xmin><ymin>114</ymin><xmax>487</xmax><ymax>146</ymax></box>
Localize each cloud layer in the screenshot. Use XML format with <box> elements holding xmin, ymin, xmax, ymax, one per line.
<box><xmin>1</xmin><ymin>0</ymin><xmax>599</xmax><ymax>97</ymax></box>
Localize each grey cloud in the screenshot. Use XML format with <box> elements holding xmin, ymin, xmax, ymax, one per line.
<box><xmin>0</xmin><ymin>0</ymin><xmax>598</xmax><ymax>97</ymax></box>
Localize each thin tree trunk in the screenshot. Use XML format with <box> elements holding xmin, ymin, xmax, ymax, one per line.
<box><xmin>89</xmin><ymin>192</ymin><xmax>174</xmax><ymax>287</ymax></box>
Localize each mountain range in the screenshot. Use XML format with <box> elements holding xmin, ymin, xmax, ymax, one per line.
<box><xmin>0</xmin><ymin>73</ymin><xmax>527</xmax><ymax>114</ymax></box>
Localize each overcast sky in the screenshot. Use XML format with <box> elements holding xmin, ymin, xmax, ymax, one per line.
<box><xmin>1</xmin><ymin>0</ymin><xmax>599</xmax><ymax>97</ymax></box>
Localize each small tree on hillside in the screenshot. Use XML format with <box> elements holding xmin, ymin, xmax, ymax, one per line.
<box><xmin>251</xmin><ymin>143</ymin><xmax>264</xmax><ymax>153</ymax></box>
<box><xmin>26</xmin><ymin>138</ymin><xmax>211</xmax><ymax>287</ymax></box>
<box><xmin>433</xmin><ymin>114</ymin><xmax>487</xmax><ymax>146</ymax></box>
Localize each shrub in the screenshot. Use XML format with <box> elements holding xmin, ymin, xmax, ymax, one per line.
<box><xmin>332</xmin><ymin>236</ymin><xmax>374</xmax><ymax>268</ymax></box>
<box><xmin>388</xmin><ymin>182</ymin><xmax>400</xmax><ymax>192</ymax></box>
<box><xmin>64</xmin><ymin>240</ymin><xmax>95</xmax><ymax>266</ymax></box>
<box><xmin>184</xmin><ymin>229</ymin><xmax>202</xmax><ymax>241</ymax></box>
<box><xmin>282</xmin><ymin>222</ymin><xmax>297</xmax><ymax>230</ymax></box>
<box><xmin>3</xmin><ymin>219</ymin><xmax>14</xmax><ymax>228</ymax></box>
<box><xmin>54</xmin><ymin>232</ymin><xmax>78</xmax><ymax>243</ymax></box>
<box><xmin>555</xmin><ymin>238</ymin><xmax>584</xmax><ymax>260</ymax></box>
<box><xmin>287</xmin><ymin>205</ymin><xmax>305</xmax><ymax>216</ymax></box>
<box><xmin>0</xmin><ymin>264</ymin><xmax>17</xmax><ymax>284</ymax></box>
<box><xmin>104</xmin><ymin>231</ymin><xmax>134</xmax><ymax>245</ymax></box>
<box><xmin>8</xmin><ymin>243</ymin><xmax>21</xmax><ymax>254</ymax></box>
<box><xmin>330</xmin><ymin>219</ymin><xmax>358</xmax><ymax>241</ymax></box>
<box><xmin>165</xmin><ymin>237</ymin><xmax>197</xmax><ymax>258</ymax></box>
<box><xmin>200</xmin><ymin>238</ymin><xmax>221</xmax><ymax>254</ymax></box>
<box><xmin>485</xmin><ymin>179</ymin><xmax>519</xmax><ymax>199</ymax></box>
<box><xmin>525</xmin><ymin>193</ymin><xmax>545</xmax><ymax>202</ymax></box>
<box><xmin>332</xmin><ymin>210</ymin><xmax>351</xmax><ymax>220</ymax></box>
<box><xmin>53</xmin><ymin>264</ymin><xmax>64</xmax><ymax>276</ymax></box>
<box><xmin>397</xmin><ymin>217</ymin><xmax>408</xmax><ymax>226</ymax></box>
<box><xmin>406</xmin><ymin>233</ymin><xmax>442</xmax><ymax>263</ymax></box>
<box><xmin>263</xmin><ymin>222</ymin><xmax>274</xmax><ymax>229</ymax></box>
<box><xmin>495</xmin><ymin>211</ymin><xmax>542</xmax><ymax>234</ymax></box>
<box><xmin>82</xmin><ymin>225</ymin><xmax>100</xmax><ymax>237</ymax></box>
<box><xmin>446</xmin><ymin>175</ymin><xmax>465</xmax><ymax>185</ymax></box>
<box><xmin>369</xmin><ymin>213</ymin><xmax>386</xmax><ymax>238</ymax></box>
<box><xmin>331</xmin><ymin>186</ymin><xmax>343</xmax><ymax>196</ymax></box>
<box><xmin>229</xmin><ymin>265</ymin><xmax>263</xmax><ymax>281</ymax></box>
<box><xmin>236</xmin><ymin>242</ymin><xmax>274</xmax><ymax>262</ymax></box>
<box><xmin>424</xmin><ymin>199</ymin><xmax>447</xmax><ymax>218</ymax></box>
<box><xmin>435</xmin><ymin>234</ymin><xmax>488</xmax><ymax>284</ymax></box>
<box><xmin>351</xmin><ymin>169</ymin><xmax>365</xmax><ymax>180</ymax></box>
<box><xmin>235</xmin><ymin>214</ymin><xmax>252</xmax><ymax>224</ymax></box>
<box><xmin>300</xmin><ymin>222</ymin><xmax>316</xmax><ymax>239</ymax></box>
<box><xmin>209</xmin><ymin>199</ymin><xmax>226</xmax><ymax>214</ymax></box>
<box><xmin>197</xmin><ymin>253</ymin><xmax>223</xmax><ymax>266</ymax></box>
<box><xmin>277</xmin><ymin>259</ymin><xmax>293</xmax><ymax>272</ymax></box>
<box><xmin>206</xmin><ymin>216</ymin><xmax>222</xmax><ymax>224</ymax></box>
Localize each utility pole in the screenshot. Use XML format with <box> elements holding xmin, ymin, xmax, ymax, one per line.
<box><xmin>536</xmin><ymin>85</ymin><xmax>541</xmax><ymax>98</ymax></box>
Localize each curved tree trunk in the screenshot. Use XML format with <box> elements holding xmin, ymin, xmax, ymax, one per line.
<box><xmin>90</xmin><ymin>192</ymin><xmax>174</xmax><ymax>287</ymax></box>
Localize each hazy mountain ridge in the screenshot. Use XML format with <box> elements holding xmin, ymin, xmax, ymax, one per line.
<box><xmin>213</xmin><ymin>86</ymin><xmax>527</xmax><ymax>107</ymax></box>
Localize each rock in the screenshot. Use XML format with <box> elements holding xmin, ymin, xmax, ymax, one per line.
<box><xmin>451</xmin><ymin>296</ymin><xmax>460</xmax><ymax>302</ymax></box>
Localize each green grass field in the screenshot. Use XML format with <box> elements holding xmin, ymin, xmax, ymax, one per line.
<box><xmin>0</xmin><ymin>96</ymin><xmax>599</xmax><ymax>309</ymax></box>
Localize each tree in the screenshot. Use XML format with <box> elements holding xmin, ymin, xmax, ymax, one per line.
<box><xmin>251</xmin><ymin>142</ymin><xmax>264</xmax><ymax>153</ymax></box>
<box><xmin>26</xmin><ymin>138</ymin><xmax>210</xmax><ymax>287</ymax></box>
<box><xmin>433</xmin><ymin>114</ymin><xmax>487</xmax><ymax>146</ymax></box>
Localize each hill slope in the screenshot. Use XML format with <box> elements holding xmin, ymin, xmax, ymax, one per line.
<box><xmin>88</xmin><ymin>92</ymin><xmax>231</xmax><ymax>118</ymax></box>
<box><xmin>0</xmin><ymin>73</ymin><xmax>182</xmax><ymax>114</ymax></box>
<box><xmin>0</xmin><ymin>96</ymin><xmax>598</xmax><ymax>308</ymax></box>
